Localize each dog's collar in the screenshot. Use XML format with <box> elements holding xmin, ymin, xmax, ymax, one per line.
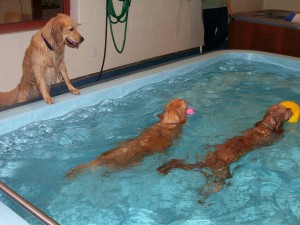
<box><xmin>158</xmin><ymin>122</ymin><xmax>178</xmax><ymax>127</ymax></box>
<box><xmin>260</xmin><ymin>121</ymin><xmax>275</xmax><ymax>131</ymax></box>
<box><xmin>41</xmin><ymin>34</ymin><xmax>54</xmax><ymax>51</ymax></box>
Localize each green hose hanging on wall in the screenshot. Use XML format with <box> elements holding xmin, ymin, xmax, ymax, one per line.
<box><xmin>108</xmin><ymin>0</ymin><xmax>131</xmax><ymax>53</ymax></box>
<box><xmin>97</xmin><ymin>0</ymin><xmax>131</xmax><ymax>81</ymax></box>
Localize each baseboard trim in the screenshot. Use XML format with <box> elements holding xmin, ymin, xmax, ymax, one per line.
<box><xmin>51</xmin><ymin>47</ymin><xmax>201</xmax><ymax>95</ymax></box>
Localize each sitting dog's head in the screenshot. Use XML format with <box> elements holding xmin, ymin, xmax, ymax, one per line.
<box><xmin>158</xmin><ymin>98</ymin><xmax>187</xmax><ymax>125</ymax></box>
<box><xmin>49</xmin><ymin>14</ymin><xmax>84</xmax><ymax>48</ymax></box>
<box><xmin>263</xmin><ymin>103</ymin><xmax>293</xmax><ymax>131</ymax></box>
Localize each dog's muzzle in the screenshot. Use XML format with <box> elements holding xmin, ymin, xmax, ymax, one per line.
<box><xmin>66</xmin><ymin>36</ymin><xmax>84</xmax><ymax>49</ymax></box>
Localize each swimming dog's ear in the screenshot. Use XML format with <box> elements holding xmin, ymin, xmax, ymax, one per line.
<box><xmin>275</xmin><ymin>107</ymin><xmax>292</xmax><ymax>131</ymax></box>
<box><xmin>178</xmin><ymin>113</ymin><xmax>187</xmax><ymax>124</ymax></box>
<box><xmin>157</xmin><ymin>113</ymin><xmax>163</xmax><ymax>120</ymax></box>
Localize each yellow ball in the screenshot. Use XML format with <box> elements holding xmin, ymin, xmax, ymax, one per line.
<box><xmin>280</xmin><ymin>101</ymin><xmax>300</xmax><ymax>123</ymax></box>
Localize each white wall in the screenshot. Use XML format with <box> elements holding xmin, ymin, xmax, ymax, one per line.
<box><xmin>263</xmin><ymin>0</ymin><xmax>300</xmax><ymax>11</ymax></box>
<box><xmin>231</xmin><ymin>0</ymin><xmax>263</xmax><ymax>13</ymax></box>
<box><xmin>0</xmin><ymin>0</ymin><xmax>203</xmax><ymax>92</ymax></box>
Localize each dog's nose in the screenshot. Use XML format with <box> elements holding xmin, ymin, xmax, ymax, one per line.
<box><xmin>80</xmin><ymin>36</ymin><xmax>84</xmax><ymax>43</ymax></box>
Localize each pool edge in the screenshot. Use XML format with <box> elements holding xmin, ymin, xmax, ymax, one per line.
<box><xmin>0</xmin><ymin>50</ymin><xmax>300</xmax><ymax>135</ymax></box>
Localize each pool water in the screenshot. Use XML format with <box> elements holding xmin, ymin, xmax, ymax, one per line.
<box><xmin>1</xmin><ymin>58</ymin><xmax>300</xmax><ymax>225</ymax></box>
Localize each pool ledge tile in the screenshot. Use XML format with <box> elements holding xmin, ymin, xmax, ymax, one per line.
<box><xmin>0</xmin><ymin>50</ymin><xmax>300</xmax><ymax>135</ymax></box>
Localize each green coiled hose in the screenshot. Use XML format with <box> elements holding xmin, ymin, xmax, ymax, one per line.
<box><xmin>107</xmin><ymin>0</ymin><xmax>131</xmax><ymax>53</ymax></box>
<box><xmin>97</xmin><ymin>0</ymin><xmax>131</xmax><ymax>81</ymax></box>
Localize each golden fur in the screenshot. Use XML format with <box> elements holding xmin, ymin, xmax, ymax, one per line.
<box><xmin>65</xmin><ymin>98</ymin><xmax>187</xmax><ymax>179</ymax></box>
<box><xmin>157</xmin><ymin>103</ymin><xmax>292</xmax><ymax>199</ymax></box>
<box><xmin>0</xmin><ymin>14</ymin><xmax>84</xmax><ymax>107</ymax></box>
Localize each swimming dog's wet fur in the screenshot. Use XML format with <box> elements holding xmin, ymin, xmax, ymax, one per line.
<box><xmin>66</xmin><ymin>98</ymin><xmax>187</xmax><ymax>178</ymax></box>
<box><xmin>157</xmin><ymin>103</ymin><xmax>292</xmax><ymax>199</ymax></box>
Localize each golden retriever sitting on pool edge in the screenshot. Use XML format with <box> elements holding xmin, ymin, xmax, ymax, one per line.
<box><xmin>65</xmin><ymin>98</ymin><xmax>188</xmax><ymax>179</ymax></box>
<box><xmin>0</xmin><ymin>14</ymin><xmax>84</xmax><ymax>107</ymax></box>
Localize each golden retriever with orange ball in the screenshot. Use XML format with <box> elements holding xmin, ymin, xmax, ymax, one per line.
<box><xmin>157</xmin><ymin>103</ymin><xmax>293</xmax><ymax>199</ymax></box>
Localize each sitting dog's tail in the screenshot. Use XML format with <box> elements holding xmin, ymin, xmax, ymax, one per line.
<box><xmin>0</xmin><ymin>85</ymin><xmax>20</xmax><ymax>107</ymax></box>
<box><xmin>0</xmin><ymin>81</ymin><xmax>41</xmax><ymax>107</ymax></box>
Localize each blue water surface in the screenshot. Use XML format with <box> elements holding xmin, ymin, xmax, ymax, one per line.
<box><xmin>0</xmin><ymin>58</ymin><xmax>300</xmax><ymax>225</ymax></box>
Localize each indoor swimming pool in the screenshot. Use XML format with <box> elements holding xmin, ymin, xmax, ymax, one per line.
<box><xmin>0</xmin><ymin>50</ymin><xmax>300</xmax><ymax>225</ymax></box>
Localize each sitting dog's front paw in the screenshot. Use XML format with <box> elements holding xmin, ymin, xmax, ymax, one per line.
<box><xmin>71</xmin><ymin>88</ymin><xmax>80</xmax><ymax>95</ymax></box>
<box><xmin>44</xmin><ymin>96</ymin><xmax>54</xmax><ymax>104</ymax></box>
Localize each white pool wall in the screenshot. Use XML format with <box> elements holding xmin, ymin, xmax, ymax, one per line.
<box><xmin>0</xmin><ymin>201</ymin><xmax>30</xmax><ymax>225</ymax></box>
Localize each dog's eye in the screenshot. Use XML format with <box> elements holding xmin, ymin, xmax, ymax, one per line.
<box><xmin>69</xmin><ymin>28</ymin><xmax>74</xmax><ymax>32</ymax></box>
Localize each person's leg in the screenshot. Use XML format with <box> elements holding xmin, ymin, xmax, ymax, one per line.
<box><xmin>203</xmin><ymin>7</ymin><xmax>228</xmax><ymax>51</ymax></box>
<box><xmin>214</xmin><ymin>7</ymin><xmax>229</xmax><ymax>49</ymax></box>
<box><xmin>202</xmin><ymin>8</ymin><xmax>217</xmax><ymax>52</ymax></box>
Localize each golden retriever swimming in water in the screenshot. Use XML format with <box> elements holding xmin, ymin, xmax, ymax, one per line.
<box><xmin>157</xmin><ymin>103</ymin><xmax>292</xmax><ymax>200</ymax></box>
<box><xmin>0</xmin><ymin>14</ymin><xmax>84</xmax><ymax>107</ymax></box>
<box><xmin>66</xmin><ymin>98</ymin><xmax>188</xmax><ymax>179</ymax></box>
